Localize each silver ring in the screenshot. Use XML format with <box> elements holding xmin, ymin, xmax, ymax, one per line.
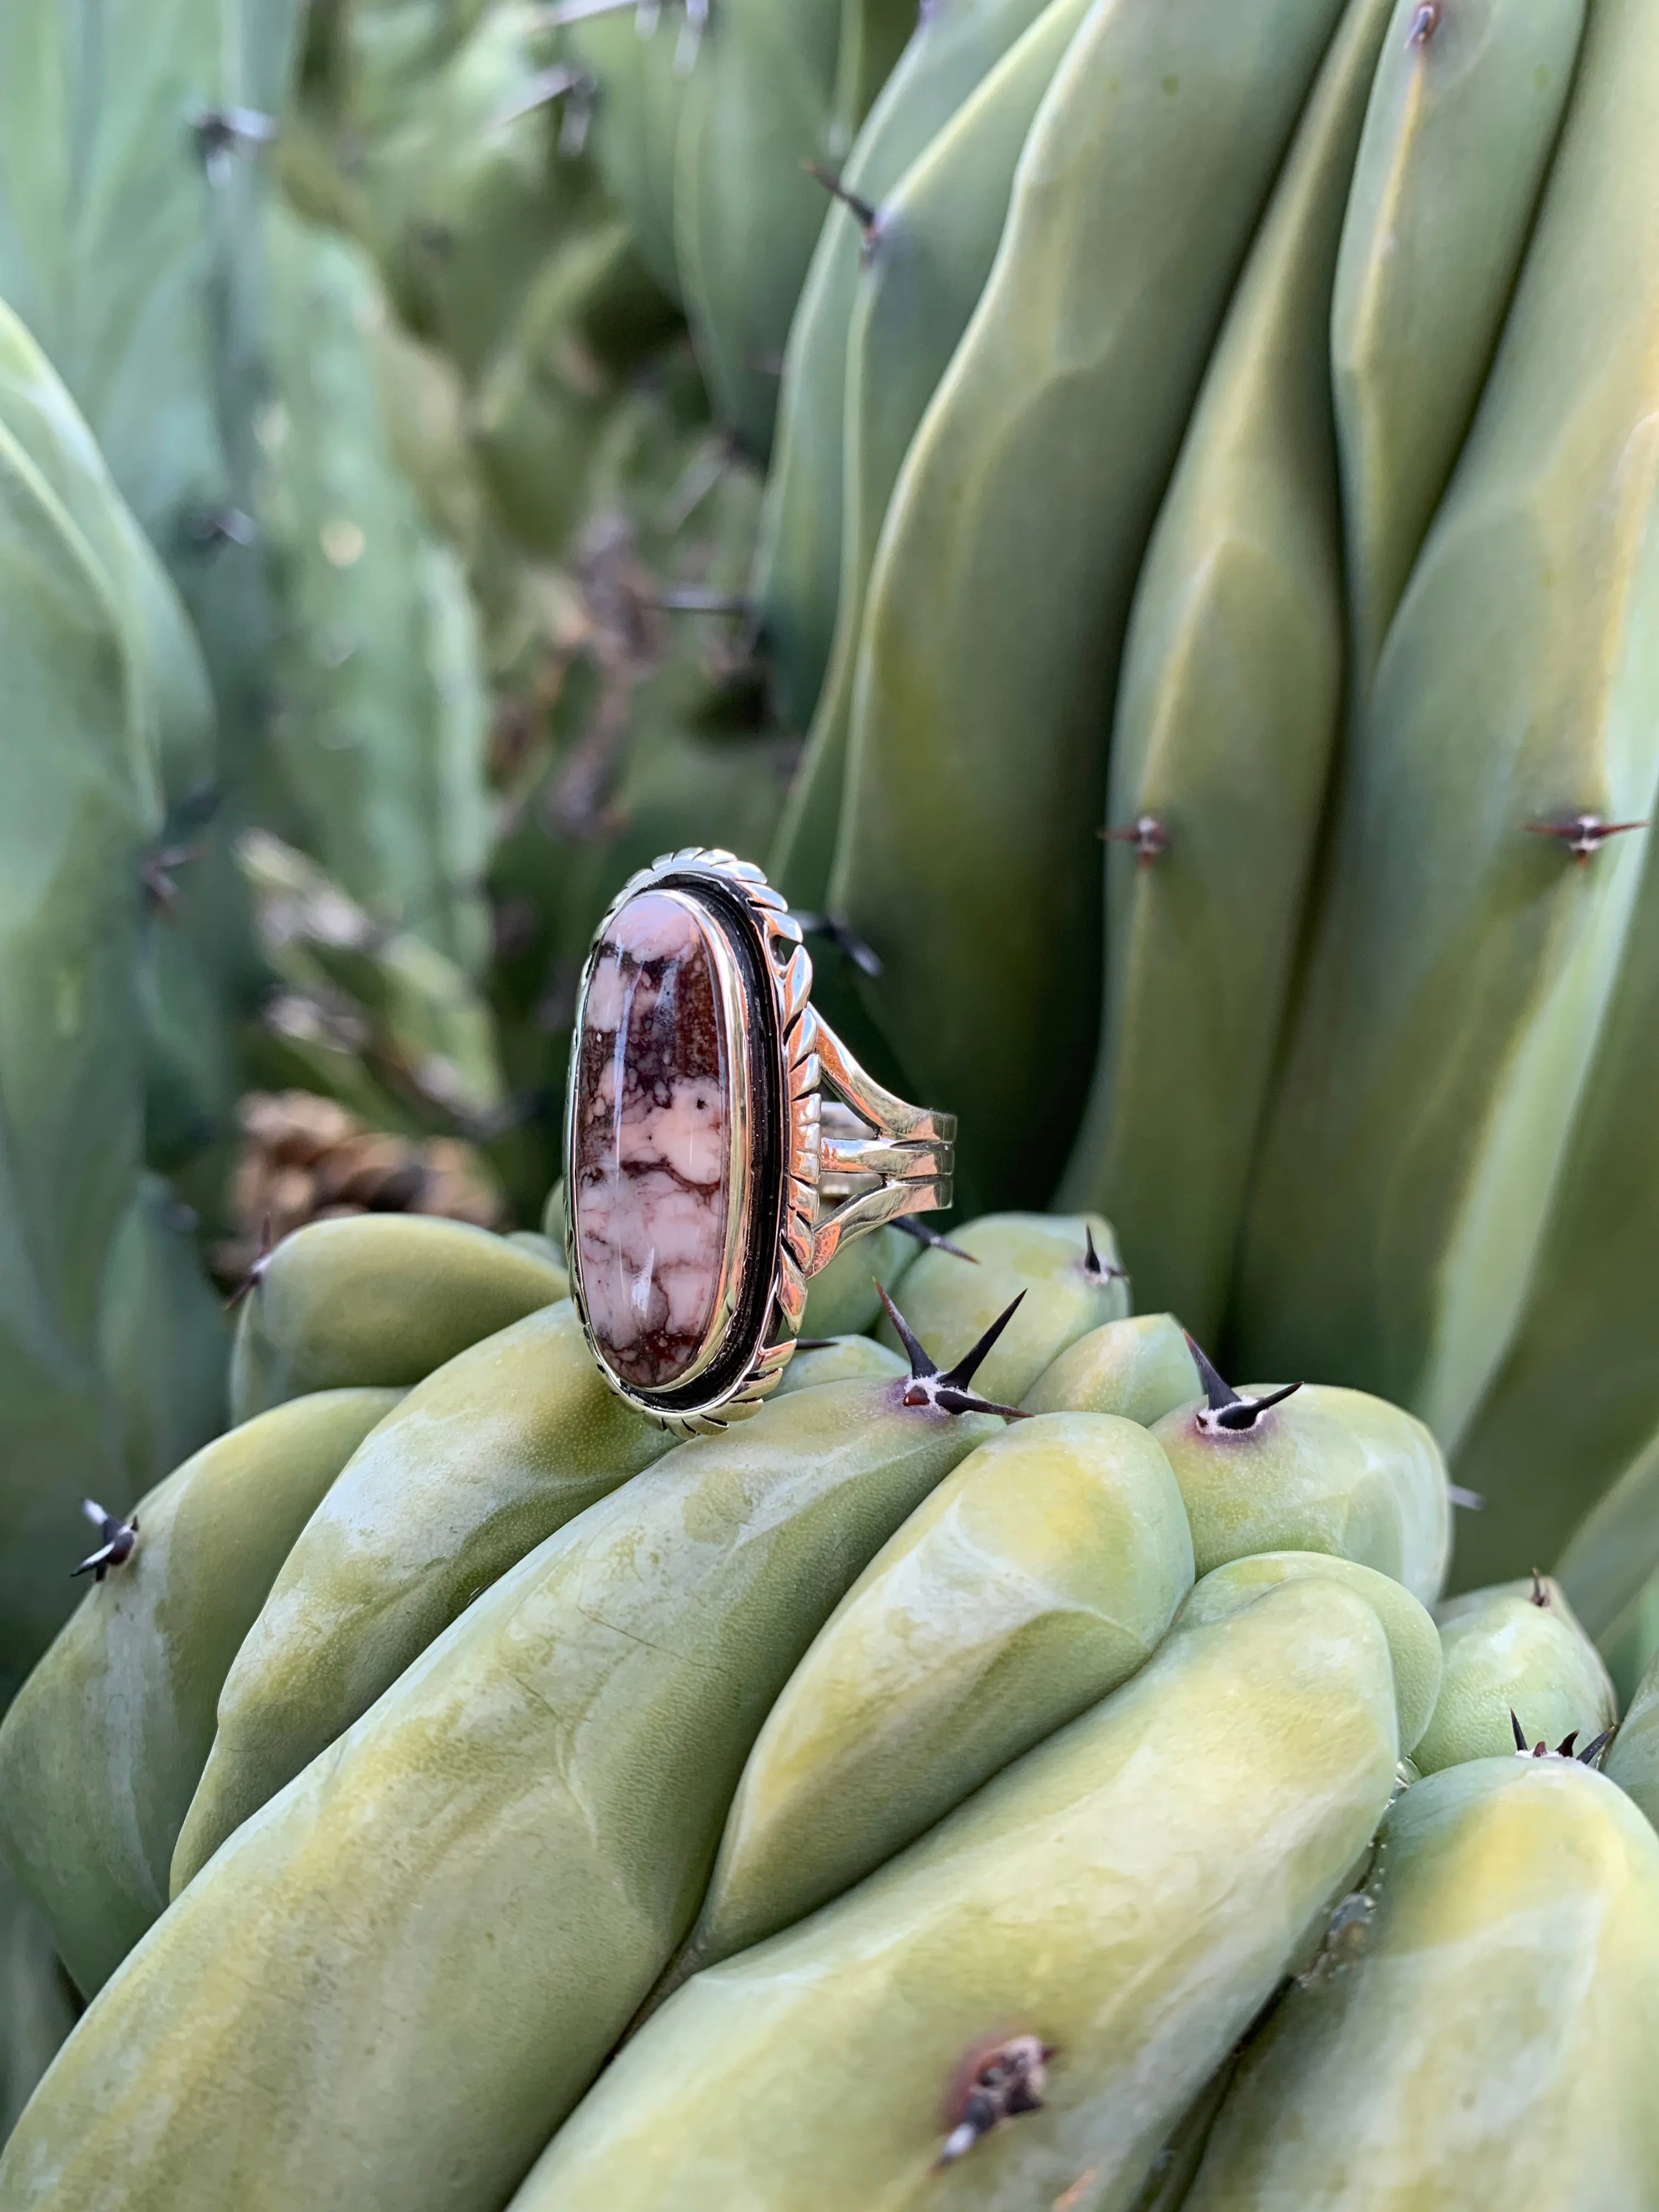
<box><xmin>563</xmin><ymin>847</ymin><xmax>956</xmax><ymax>1432</ymax></box>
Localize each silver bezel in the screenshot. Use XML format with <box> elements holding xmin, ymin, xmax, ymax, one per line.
<box><xmin>565</xmin><ymin>848</ymin><xmax>955</xmax><ymax>1435</ymax></box>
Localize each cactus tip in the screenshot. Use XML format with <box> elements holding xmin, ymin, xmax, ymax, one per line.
<box><xmin>1529</xmin><ymin>1568</ymin><xmax>1550</xmax><ymax>1607</ymax></box>
<box><xmin>1406</xmin><ymin>2</ymin><xmax>1440</xmax><ymax>45</ymax></box>
<box><xmin>1515</xmin><ymin>1714</ymin><xmax>1615</xmax><ymax>1766</ymax></box>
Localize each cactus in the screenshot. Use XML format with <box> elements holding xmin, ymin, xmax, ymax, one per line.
<box><xmin>259</xmin><ymin>206</ymin><xmax>495</xmax><ymax>975</ymax></box>
<box><xmin>1331</xmin><ymin>0</ymin><xmax>1588</xmax><ymax>685</ymax></box>
<box><xmin>172</xmin><ymin>1300</ymin><xmax>670</xmax><ymax>1895</ymax></box>
<box><xmin>1234</xmin><ymin>0</ymin><xmax>1659</xmax><ymax>1456</ymax></box>
<box><xmin>510</xmin><ymin>1577</ymin><xmax>1402</xmax><ymax>2211</ymax></box>
<box><xmin>772</xmin><ymin>0</ymin><xmax>1095</xmax><ymax>908</ymax></box>
<box><xmin>0</xmin><ymin>1870</ymin><xmax>75</xmax><ymax>2147</ymax></box>
<box><xmin>1412</xmin><ymin>1572</ymin><xmax>1616</xmax><ymax>1774</ymax></box>
<box><xmin>665</xmin><ymin>1409</ymin><xmax>1195</xmax><ymax>1982</ymax></box>
<box><xmin>0</xmin><ymin>1391</ymin><xmax>400</xmax><ymax>1994</ymax></box>
<box><xmin>14</xmin><ymin>0</ymin><xmax>1659</xmax><ymax>2190</ymax></box>
<box><xmin>752</xmin><ymin>0</ymin><xmax>1057</xmax><ymax>733</ymax></box>
<box><xmin>1058</xmin><ymin>0</ymin><xmax>1391</xmax><ymax>1338</ymax></box>
<box><xmin>1183</xmin><ymin>1756</ymin><xmax>1659</xmax><ymax>2208</ymax></box>
<box><xmin>0</xmin><ymin>313</ymin><xmax>169</xmax><ymax>1696</ymax></box>
<box><xmin>3</xmin><ymin>1347</ymin><xmax>1014</xmax><ymax>2209</ymax></box>
<box><xmin>830</xmin><ymin>0</ymin><xmax>1354</xmax><ymax>1209</ymax></box>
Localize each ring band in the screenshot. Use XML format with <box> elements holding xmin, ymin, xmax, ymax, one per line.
<box><xmin>563</xmin><ymin>847</ymin><xmax>957</xmax><ymax>1432</ymax></box>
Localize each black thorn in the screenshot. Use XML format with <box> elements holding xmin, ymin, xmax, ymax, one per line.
<box><xmin>1082</xmin><ymin>1224</ymin><xmax>1128</xmax><ymax>1283</ymax></box>
<box><xmin>1183</xmin><ymin>1332</ymin><xmax>1240</xmax><ymax>1412</ymax></box>
<box><xmin>1229</xmin><ymin>1371</ymin><xmax>1309</xmax><ymax>1424</ymax></box>
<box><xmin>934</xmin><ymin>1387</ymin><xmax>1031</xmax><ymax>1421</ymax></box>
<box><xmin>1555</xmin><ymin>1732</ymin><xmax>1579</xmax><ymax>1760</ymax></box>
<box><xmin>940</xmin><ymin>1291</ymin><xmax>1027</xmax><ymax>1391</ymax></box>
<box><xmin>226</xmin><ymin>1216</ymin><xmax>275</xmax><ymax>1312</ymax></box>
<box><xmin>1578</xmin><ymin>1728</ymin><xmax>1614</xmax><ymax>1768</ymax></box>
<box><xmin>1214</xmin><ymin>1379</ymin><xmax>1302</xmax><ymax>1429</ymax></box>
<box><xmin>875</xmin><ymin>1282</ymin><xmax>936</xmax><ymax>1380</ymax></box>
<box><xmin>1406</xmin><ymin>1</ymin><xmax>1439</xmax><ymax>43</ymax></box>
<box><xmin>789</xmin><ymin>1337</ymin><xmax>839</xmax><ymax>1353</ymax></box>
<box><xmin>1510</xmin><ymin>1710</ymin><xmax>1529</xmax><ymax>1753</ymax></box>
<box><xmin>1100</xmin><ymin>812</ymin><xmax>1169</xmax><ymax>866</ymax></box>
<box><xmin>803</xmin><ymin>161</ymin><xmax>878</xmax><ymax>236</ymax></box>
<box><xmin>1525</xmin><ymin>814</ymin><xmax>1649</xmax><ymax>862</ymax></box>
<box><xmin>895</xmin><ymin>1216</ymin><xmax>978</xmax><ymax>1262</ymax></box>
<box><xmin>789</xmin><ymin>911</ymin><xmax>883</xmax><ymax>979</ymax></box>
<box><xmin>1530</xmin><ymin>1568</ymin><xmax>1550</xmax><ymax>1607</ymax></box>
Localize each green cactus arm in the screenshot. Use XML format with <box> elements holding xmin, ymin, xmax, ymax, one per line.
<box><xmin>676</xmin><ymin>1408</ymin><xmax>1194</xmax><ymax>1973</ymax></box>
<box><xmin>873</xmin><ymin>1211</ymin><xmax>1128</xmax><ymax>1403</ymax></box>
<box><xmin>173</xmin><ymin>1301</ymin><xmax>672</xmax><ymax>1892</ymax></box>
<box><xmin>1183</xmin><ymin>1757</ymin><xmax>1659</xmax><ymax>2207</ymax></box>
<box><xmin>670</xmin><ymin>0</ymin><xmax>842</xmax><ymax>459</ymax></box>
<box><xmin>0</xmin><ymin>411</ymin><xmax>160</xmax><ymax>1694</ymax></box>
<box><xmin>0</xmin><ymin>1388</ymin><xmax>400</xmax><ymax>1998</ymax></box>
<box><xmin>0</xmin><ymin>1378</ymin><xmax>1003</xmax><ymax>2211</ymax></box>
<box><xmin>771</xmin><ymin>0</ymin><xmax>1091</xmax><ymax>907</ymax></box>
<box><xmin>1332</xmin><ymin>0</ymin><xmax>1588</xmax><ymax>687</ymax></box>
<box><xmin>1058</xmin><ymin>0</ymin><xmax>1392</xmax><ymax>1341</ymax></box>
<box><xmin>507</xmin><ymin>1578</ymin><xmax>1399</xmax><ymax>2211</ymax></box>
<box><xmin>827</xmin><ymin>0</ymin><xmax>1355</xmax><ymax>1210</ymax></box>
<box><xmin>227</xmin><ymin>1211</ymin><xmax>567</xmax><ymax>1422</ymax></box>
<box><xmin>754</xmin><ymin>0</ymin><xmax>1059</xmax><ymax>737</ymax></box>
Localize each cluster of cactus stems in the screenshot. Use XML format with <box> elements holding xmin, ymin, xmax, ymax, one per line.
<box><xmin>0</xmin><ymin>1206</ymin><xmax>1654</xmax><ymax>2205</ymax></box>
<box><xmin>7</xmin><ymin>0</ymin><xmax>1659</xmax><ymax>2186</ymax></box>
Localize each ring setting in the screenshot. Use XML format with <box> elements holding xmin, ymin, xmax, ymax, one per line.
<box><xmin>563</xmin><ymin>848</ymin><xmax>957</xmax><ymax>1432</ymax></box>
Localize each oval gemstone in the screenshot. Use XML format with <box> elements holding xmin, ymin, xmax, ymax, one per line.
<box><xmin>572</xmin><ymin>890</ymin><xmax>734</xmax><ymax>1389</ymax></box>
